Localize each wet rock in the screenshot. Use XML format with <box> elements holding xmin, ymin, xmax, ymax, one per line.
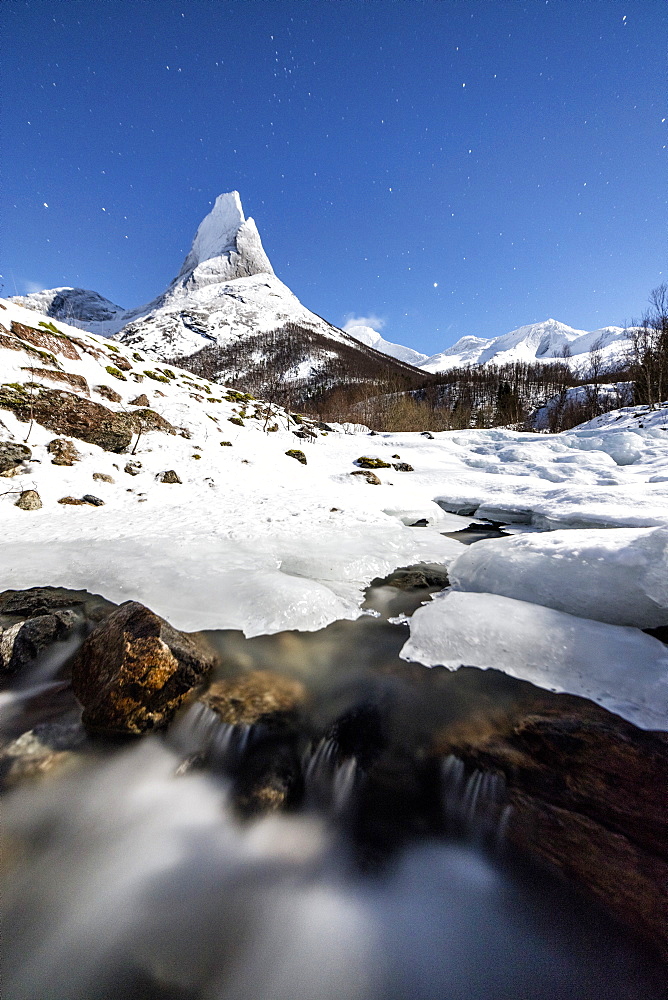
<box><xmin>355</xmin><ymin>456</ymin><xmax>391</xmax><ymax>469</ymax></box>
<box><xmin>15</xmin><ymin>489</ymin><xmax>42</xmax><ymax>510</ymax></box>
<box><xmin>48</xmin><ymin>437</ymin><xmax>82</xmax><ymax>466</ymax></box>
<box><xmin>93</xmin><ymin>384</ymin><xmax>122</xmax><ymax>403</ymax></box>
<box><xmin>350</xmin><ymin>469</ymin><xmax>381</xmax><ymax>485</ymax></box>
<box><xmin>157</xmin><ymin>470</ymin><xmax>181</xmax><ymax>484</ymax></box>
<box><xmin>376</xmin><ymin>564</ymin><xmax>449</xmax><ymax>591</ymax></box>
<box><xmin>124</xmin><ymin>460</ymin><xmax>142</xmax><ymax>476</ymax></box>
<box><xmin>129</xmin><ymin>393</ymin><xmax>150</xmax><ymax>407</ymax></box>
<box><xmin>202</xmin><ymin>670</ymin><xmax>307</xmax><ymax>728</ymax></box>
<box><xmin>439</xmin><ymin>695</ymin><xmax>668</xmax><ymax>960</ymax></box>
<box><xmin>0</xmin><ymin>610</ymin><xmax>78</xmax><ymax>674</ymax></box>
<box><xmin>71</xmin><ymin>601</ymin><xmax>215</xmax><ymax>734</ymax></box>
<box><xmin>92</xmin><ymin>472</ymin><xmax>114</xmax><ymax>483</ymax></box>
<box><xmin>0</xmin><ymin>586</ymin><xmax>85</xmax><ymax>618</ymax></box>
<box><xmin>285</xmin><ymin>449</ymin><xmax>306</xmax><ymax>465</ymax></box>
<box><xmin>0</xmin><ymin>722</ymin><xmax>87</xmax><ymax>789</ymax></box>
<box><xmin>392</xmin><ymin>462</ymin><xmax>414</xmax><ymax>472</ymax></box>
<box><xmin>0</xmin><ymin>441</ymin><xmax>31</xmax><ymax>476</ymax></box>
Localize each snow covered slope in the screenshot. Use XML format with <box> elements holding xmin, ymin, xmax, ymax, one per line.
<box><xmin>12</xmin><ymin>193</ymin><xmax>426</xmax><ymax>403</ymax></box>
<box><xmin>344</xmin><ymin>324</ymin><xmax>428</xmax><ymax>367</ymax></box>
<box><xmin>2</xmin><ymin>295</ymin><xmax>668</xmax><ymax>729</ymax></box>
<box><xmin>421</xmin><ymin>319</ymin><xmax>631</xmax><ymax>374</ymax></box>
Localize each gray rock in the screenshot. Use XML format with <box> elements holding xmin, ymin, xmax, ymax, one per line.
<box><xmin>15</xmin><ymin>489</ymin><xmax>42</xmax><ymax>510</ymax></box>
<box><xmin>0</xmin><ymin>610</ymin><xmax>78</xmax><ymax>674</ymax></box>
<box><xmin>92</xmin><ymin>472</ymin><xmax>114</xmax><ymax>483</ymax></box>
<box><xmin>81</xmin><ymin>494</ymin><xmax>105</xmax><ymax>506</ymax></box>
<box><xmin>124</xmin><ymin>460</ymin><xmax>142</xmax><ymax>475</ymax></box>
<box><xmin>157</xmin><ymin>470</ymin><xmax>181</xmax><ymax>484</ymax></box>
<box><xmin>0</xmin><ymin>441</ymin><xmax>31</xmax><ymax>475</ymax></box>
<box><xmin>0</xmin><ymin>722</ymin><xmax>87</xmax><ymax>789</ymax></box>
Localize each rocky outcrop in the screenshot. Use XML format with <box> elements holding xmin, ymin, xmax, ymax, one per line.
<box><xmin>71</xmin><ymin>601</ymin><xmax>215</xmax><ymax>734</ymax></box>
<box><xmin>23</xmin><ymin>367</ymin><xmax>89</xmax><ymax>394</ymax></box>
<box><xmin>10</xmin><ymin>320</ymin><xmax>81</xmax><ymax>360</ymax></box>
<box><xmin>0</xmin><ymin>386</ymin><xmax>176</xmax><ymax>453</ymax></box>
<box><xmin>93</xmin><ymin>384</ymin><xmax>122</xmax><ymax>403</ymax></box>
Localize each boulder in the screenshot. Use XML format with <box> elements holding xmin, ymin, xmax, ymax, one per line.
<box><xmin>129</xmin><ymin>393</ymin><xmax>150</xmax><ymax>407</ymax></box>
<box><xmin>285</xmin><ymin>449</ymin><xmax>306</xmax><ymax>465</ymax></box>
<box><xmin>355</xmin><ymin>456</ymin><xmax>391</xmax><ymax>469</ymax></box>
<box><xmin>392</xmin><ymin>462</ymin><xmax>414</xmax><ymax>472</ymax></box>
<box><xmin>0</xmin><ymin>610</ymin><xmax>78</xmax><ymax>674</ymax></box>
<box><xmin>157</xmin><ymin>470</ymin><xmax>181</xmax><ymax>484</ymax></box>
<box><xmin>93</xmin><ymin>384</ymin><xmax>122</xmax><ymax>403</ymax></box>
<box><xmin>0</xmin><ymin>441</ymin><xmax>31</xmax><ymax>476</ymax></box>
<box><xmin>351</xmin><ymin>469</ymin><xmax>381</xmax><ymax>485</ymax></box>
<box><xmin>81</xmin><ymin>494</ymin><xmax>105</xmax><ymax>506</ymax></box>
<box><xmin>71</xmin><ymin>601</ymin><xmax>215</xmax><ymax>734</ymax></box>
<box><xmin>48</xmin><ymin>437</ymin><xmax>82</xmax><ymax>466</ymax></box>
<box><xmin>15</xmin><ymin>489</ymin><xmax>41</xmax><ymax>510</ymax></box>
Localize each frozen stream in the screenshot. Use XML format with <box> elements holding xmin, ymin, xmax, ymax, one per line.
<box><xmin>1</xmin><ymin>571</ymin><xmax>666</xmax><ymax>1000</ymax></box>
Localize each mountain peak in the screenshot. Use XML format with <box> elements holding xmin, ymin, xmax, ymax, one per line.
<box><xmin>174</xmin><ymin>191</ymin><xmax>274</xmax><ymax>285</ymax></box>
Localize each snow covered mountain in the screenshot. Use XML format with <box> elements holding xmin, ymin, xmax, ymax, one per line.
<box><xmin>344</xmin><ymin>324</ymin><xmax>428</xmax><ymax>367</ymax></box>
<box><xmin>420</xmin><ymin>319</ymin><xmax>631</xmax><ymax>373</ymax></box>
<box><xmin>13</xmin><ymin>193</ymin><xmax>426</xmax><ymax>406</ymax></box>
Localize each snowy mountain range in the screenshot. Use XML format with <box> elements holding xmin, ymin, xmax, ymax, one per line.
<box><xmin>13</xmin><ymin>192</ymin><xmax>630</xmax><ymax>396</ymax></box>
<box><xmin>12</xmin><ymin>193</ymin><xmax>425</xmax><ymax>406</ymax></box>
<box><xmin>419</xmin><ymin>319</ymin><xmax>631</xmax><ymax>374</ymax></box>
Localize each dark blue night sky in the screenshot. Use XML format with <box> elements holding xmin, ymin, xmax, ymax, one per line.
<box><xmin>2</xmin><ymin>0</ymin><xmax>665</xmax><ymax>353</ymax></box>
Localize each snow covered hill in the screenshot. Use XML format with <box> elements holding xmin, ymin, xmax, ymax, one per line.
<box><xmin>421</xmin><ymin>319</ymin><xmax>631</xmax><ymax>374</ymax></box>
<box><xmin>1</xmin><ymin>294</ymin><xmax>668</xmax><ymax>729</ymax></box>
<box><xmin>12</xmin><ymin>193</ymin><xmax>427</xmax><ymax>406</ymax></box>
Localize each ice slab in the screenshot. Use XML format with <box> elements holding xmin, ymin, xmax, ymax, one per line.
<box><xmin>401</xmin><ymin>591</ymin><xmax>668</xmax><ymax>731</ymax></box>
<box><xmin>448</xmin><ymin>527</ymin><xmax>668</xmax><ymax>628</ymax></box>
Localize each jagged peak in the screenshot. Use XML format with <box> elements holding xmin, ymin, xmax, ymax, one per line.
<box><xmin>175</xmin><ymin>191</ymin><xmax>274</xmax><ymax>284</ymax></box>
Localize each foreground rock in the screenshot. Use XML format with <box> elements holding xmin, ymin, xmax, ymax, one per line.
<box><xmin>0</xmin><ymin>722</ymin><xmax>87</xmax><ymax>789</ymax></box>
<box><xmin>0</xmin><ymin>610</ymin><xmax>78</xmax><ymax>674</ymax></box>
<box><xmin>202</xmin><ymin>670</ymin><xmax>307</xmax><ymax>728</ymax></box>
<box><xmin>14</xmin><ymin>489</ymin><xmax>42</xmax><ymax>510</ymax></box>
<box><xmin>71</xmin><ymin>601</ymin><xmax>215</xmax><ymax>734</ymax></box>
<box><xmin>437</xmin><ymin>693</ymin><xmax>668</xmax><ymax>960</ymax></box>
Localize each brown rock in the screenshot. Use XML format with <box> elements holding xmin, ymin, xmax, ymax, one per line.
<box><xmin>351</xmin><ymin>469</ymin><xmax>381</xmax><ymax>485</ymax></box>
<box><xmin>106</xmin><ymin>354</ymin><xmax>131</xmax><ymax>371</ymax></box>
<box><xmin>71</xmin><ymin>601</ymin><xmax>215</xmax><ymax>734</ymax></box>
<box><xmin>23</xmin><ymin>367</ymin><xmax>90</xmax><ymax>395</ymax></box>
<box><xmin>0</xmin><ymin>723</ymin><xmax>87</xmax><ymax>790</ymax></box>
<box><xmin>157</xmin><ymin>469</ymin><xmax>181</xmax><ymax>484</ymax></box>
<box><xmin>92</xmin><ymin>472</ymin><xmax>114</xmax><ymax>483</ymax></box>
<box><xmin>48</xmin><ymin>437</ymin><xmax>82</xmax><ymax>466</ymax></box>
<box><xmin>10</xmin><ymin>320</ymin><xmax>81</xmax><ymax>360</ymax></box>
<box><xmin>93</xmin><ymin>384</ymin><xmax>122</xmax><ymax>403</ymax></box>
<box><xmin>124</xmin><ymin>460</ymin><xmax>142</xmax><ymax>476</ymax></box>
<box><xmin>0</xmin><ymin>386</ymin><xmax>174</xmax><ymax>452</ymax></box>
<box><xmin>58</xmin><ymin>496</ymin><xmax>87</xmax><ymax>505</ymax></box>
<box><xmin>202</xmin><ymin>670</ymin><xmax>307</xmax><ymax>727</ymax></box>
<box><xmin>439</xmin><ymin>694</ymin><xmax>668</xmax><ymax>959</ymax></box>
<box><xmin>130</xmin><ymin>393</ymin><xmax>150</xmax><ymax>407</ymax></box>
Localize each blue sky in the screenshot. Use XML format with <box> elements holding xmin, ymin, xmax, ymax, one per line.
<box><xmin>2</xmin><ymin>0</ymin><xmax>665</xmax><ymax>354</ymax></box>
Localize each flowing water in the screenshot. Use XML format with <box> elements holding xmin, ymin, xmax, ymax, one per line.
<box><xmin>1</xmin><ymin>577</ymin><xmax>666</xmax><ymax>1000</ymax></box>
